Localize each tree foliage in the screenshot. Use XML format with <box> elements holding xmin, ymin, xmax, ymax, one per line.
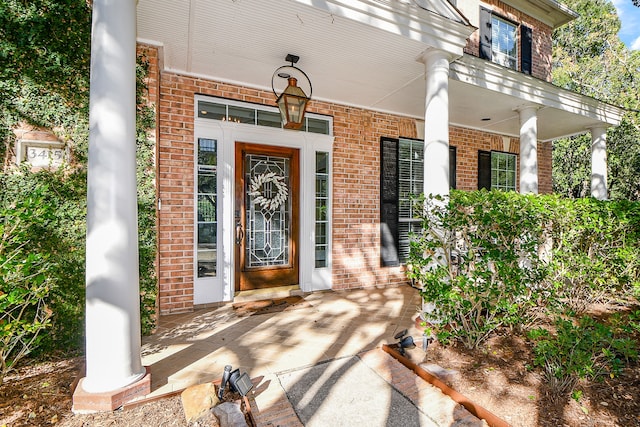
<box><xmin>552</xmin><ymin>0</ymin><xmax>640</xmax><ymax>200</ymax></box>
<box><xmin>0</xmin><ymin>0</ymin><xmax>91</xmax><ymax>161</ymax></box>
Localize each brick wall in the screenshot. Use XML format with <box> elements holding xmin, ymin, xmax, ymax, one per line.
<box><xmin>451</xmin><ymin>126</ymin><xmax>552</xmax><ymax>194</ymax></box>
<box><xmin>138</xmin><ymin>44</ymin><xmax>553</xmax><ymax>314</ymax></box>
<box><xmin>464</xmin><ymin>0</ymin><xmax>553</xmax><ymax>82</ymax></box>
<box><xmin>538</xmin><ymin>141</ymin><xmax>553</xmax><ymax>194</ymax></box>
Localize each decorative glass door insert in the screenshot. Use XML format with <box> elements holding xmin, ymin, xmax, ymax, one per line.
<box><xmin>235</xmin><ymin>143</ymin><xmax>299</xmax><ymax>291</ymax></box>
<box><xmin>246</xmin><ymin>154</ymin><xmax>290</xmax><ymax>267</ymax></box>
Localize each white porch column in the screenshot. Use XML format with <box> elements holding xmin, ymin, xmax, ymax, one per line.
<box><xmin>590</xmin><ymin>126</ymin><xmax>608</xmax><ymax>200</ymax></box>
<box><xmin>420</xmin><ymin>49</ymin><xmax>453</xmax><ymax>198</ymax></box>
<box><xmin>83</xmin><ymin>0</ymin><xmax>145</xmax><ymax>393</ymax></box>
<box><xmin>516</xmin><ymin>105</ymin><xmax>539</xmax><ymax>194</ymax></box>
<box><xmin>418</xmin><ymin>49</ymin><xmax>454</xmax><ymax>325</ymax></box>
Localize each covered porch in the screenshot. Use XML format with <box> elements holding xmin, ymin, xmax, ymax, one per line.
<box><xmin>76</xmin><ymin>0</ymin><xmax>623</xmax><ymax>409</ymax></box>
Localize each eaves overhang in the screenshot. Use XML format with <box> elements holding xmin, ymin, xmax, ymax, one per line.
<box><xmin>137</xmin><ymin>0</ymin><xmax>477</xmax><ymax>120</ymax></box>
<box><xmin>499</xmin><ymin>0</ymin><xmax>578</xmax><ymax>28</ymax></box>
<box><xmin>449</xmin><ymin>55</ymin><xmax>624</xmax><ymax>142</ymax></box>
<box><xmin>293</xmin><ymin>0</ymin><xmax>476</xmax><ymax>55</ymax></box>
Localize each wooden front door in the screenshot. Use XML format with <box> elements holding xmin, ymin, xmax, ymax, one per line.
<box><xmin>235</xmin><ymin>143</ymin><xmax>299</xmax><ymax>291</ymax></box>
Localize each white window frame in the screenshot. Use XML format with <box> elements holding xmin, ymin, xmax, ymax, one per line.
<box><xmin>491</xmin><ymin>15</ymin><xmax>518</xmax><ymax>70</ymax></box>
<box><xmin>397</xmin><ymin>138</ymin><xmax>424</xmax><ymax>263</ymax></box>
<box><xmin>491</xmin><ymin>151</ymin><xmax>517</xmax><ymax>191</ymax></box>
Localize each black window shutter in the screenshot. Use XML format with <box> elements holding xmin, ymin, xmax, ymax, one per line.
<box><xmin>478</xmin><ymin>150</ymin><xmax>491</xmax><ymax>190</ymax></box>
<box><xmin>380</xmin><ymin>138</ymin><xmax>400</xmax><ymax>267</ymax></box>
<box><xmin>479</xmin><ymin>7</ymin><xmax>492</xmax><ymax>61</ymax></box>
<box><xmin>521</xmin><ymin>25</ymin><xmax>533</xmax><ymax>75</ymax></box>
<box><xmin>449</xmin><ymin>146</ymin><xmax>457</xmax><ymax>189</ymax></box>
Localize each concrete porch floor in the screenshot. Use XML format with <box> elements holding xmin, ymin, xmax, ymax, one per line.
<box><xmin>141</xmin><ymin>285</ymin><xmax>423</xmax><ymax>397</ymax></box>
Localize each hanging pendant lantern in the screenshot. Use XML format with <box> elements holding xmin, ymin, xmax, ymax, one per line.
<box><xmin>272</xmin><ymin>54</ymin><xmax>312</xmax><ymax>130</ymax></box>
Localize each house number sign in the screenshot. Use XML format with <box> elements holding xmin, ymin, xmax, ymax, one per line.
<box><xmin>26</xmin><ymin>146</ymin><xmax>65</xmax><ymax>167</ymax></box>
<box><xmin>17</xmin><ymin>140</ymin><xmax>67</xmax><ymax>168</ymax></box>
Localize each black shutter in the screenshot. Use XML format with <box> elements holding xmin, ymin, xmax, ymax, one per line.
<box><xmin>521</xmin><ymin>25</ymin><xmax>533</xmax><ymax>75</ymax></box>
<box><xmin>449</xmin><ymin>146</ymin><xmax>457</xmax><ymax>189</ymax></box>
<box><xmin>381</xmin><ymin>138</ymin><xmax>400</xmax><ymax>267</ymax></box>
<box><xmin>478</xmin><ymin>150</ymin><xmax>491</xmax><ymax>190</ymax></box>
<box><xmin>479</xmin><ymin>7</ymin><xmax>492</xmax><ymax>61</ymax></box>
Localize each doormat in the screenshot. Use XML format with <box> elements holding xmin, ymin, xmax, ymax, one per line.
<box><xmin>232</xmin><ymin>296</ymin><xmax>310</xmax><ymax>317</ymax></box>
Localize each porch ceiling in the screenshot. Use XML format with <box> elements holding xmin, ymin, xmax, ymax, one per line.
<box><xmin>137</xmin><ymin>0</ymin><xmax>622</xmax><ymax>142</ymax></box>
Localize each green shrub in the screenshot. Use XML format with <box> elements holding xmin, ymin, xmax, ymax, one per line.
<box><xmin>529</xmin><ymin>316</ymin><xmax>638</xmax><ymax>396</ymax></box>
<box><xmin>0</xmin><ymin>181</ymin><xmax>55</xmax><ymax>385</ymax></box>
<box><xmin>407</xmin><ymin>190</ymin><xmax>553</xmax><ymax>348</ymax></box>
<box><xmin>1</xmin><ymin>169</ymin><xmax>86</xmax><ymax>354</ymax></box>
<box><xmin>408</xmin><ymin>191</ymin><xmax>640</xmax><ymax>349</ymax></box>
<box><xmin>134</xmin><ymin>54</ymin><xmax>158</xmax><ymax>335</ymax></box>
<box><xmin>549</xmin><ymin>198</ymin><xmax>640</xmax><ymax>312</ymax></box>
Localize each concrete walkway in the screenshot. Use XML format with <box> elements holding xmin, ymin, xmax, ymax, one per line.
<box><xmin>140</xmin><ymin>285</ymin><xmax>484</xmax><ymax>426</ymax></box>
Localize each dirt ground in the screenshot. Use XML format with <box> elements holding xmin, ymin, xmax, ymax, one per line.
<box><xmin>1</xmin><ymin>331</ymin><xmax>639</xmax><ymax>426</ymax></box>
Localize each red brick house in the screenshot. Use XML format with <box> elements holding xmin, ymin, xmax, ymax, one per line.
<box><xmin>133</xmin><ymin>0</ymin><xmax>623</xmax><ymax>314</ymax></box>
<box><xmin>75</xmin><ymin>0</ymin><xmax>623</xmax><ymax>407</ymax></box>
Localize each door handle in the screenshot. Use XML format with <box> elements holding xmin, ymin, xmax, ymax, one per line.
<box><xmin>235</xmin><ymin>221</ymin><xmax>244</xmax><ymax>245</ymax></box>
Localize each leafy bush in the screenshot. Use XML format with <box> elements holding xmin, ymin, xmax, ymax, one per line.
<box><xmin>0</xmin><ymin>181</ymin><xmax>55</xmax><ymax>385</ymax></box>
<box><xmin>529</xmin><ymin>316</ymin><xmax>638</xmax><ymax>396</ymax></box>
<box><xmin>407</xmin><ymin>190</ymin><xmax>553</xmax><ymax>348</ymax></box>
<box><xmin>549</xmin><ymin>197</ymin><xmax>640</xmax><ymax>312</ymax></box>
<box><xmin>136</xmin><ymin>53</ymin><xmax>158</xmax><ymax>335</ymax></box>
<box><xmin>408</xmin><ymin>191</ymin><xmax>640</xmax><ymax>350</ymax></box>
<box><xmin>1</xmin><ymin>169</ymin><xmax>87</xmax><ymax>355</ymax></box>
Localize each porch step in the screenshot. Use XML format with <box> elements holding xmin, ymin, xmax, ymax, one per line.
<box><xmin>233</xmin><ymin>285</ymin><xmax>303</xmax><ymax>303</ymax></box>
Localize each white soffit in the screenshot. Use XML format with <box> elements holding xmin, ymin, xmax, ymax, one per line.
<box><xmin>137</xmin><ymin>0</ymin><xmax>440</xmax><ymax>111</ymax></box>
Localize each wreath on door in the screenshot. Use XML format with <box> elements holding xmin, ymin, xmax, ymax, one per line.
<box><xmin>248</xmin><ymin>172</ymin><xmax>289</xmax><ymax>211</ymax></box>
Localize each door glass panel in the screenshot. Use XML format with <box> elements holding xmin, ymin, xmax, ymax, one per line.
<box><xmin>197</xmin><ymin>138</ymin><xmax>217</xmax><ymax>278</ymax></box>
<box><xmin>245</xmin><ymin>154</ymin><xmax>291</xmax><ymax>268</ymax></box>
<box><xmin>315</xmin><ymin>152</ymin><xmax>329</xmax><ymax>268</ymax></box>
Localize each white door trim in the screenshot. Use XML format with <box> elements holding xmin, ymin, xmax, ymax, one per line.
<box><xmin>193</xmin><ymin>95</ymin><xmax>334</xmax><ymax>304</ymax></box>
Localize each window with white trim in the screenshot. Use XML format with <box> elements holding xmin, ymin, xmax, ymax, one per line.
<box><xmin>478</xmin><ymin>150</ymin><xmax>517</xmax><ymax>191</ymax></box>
<box><xmin>381</xmin><ymin>137</ymin><xmax>456</xmax><ymax>266</ymax></box>
<box><xmin>197</xmin><ymin>99</ymin><xmax>331</xmax><ymax>135</ymax></box>
<box><xmin>479</xmin><ymin>7</ymin><xmax>533</xmax><ymax>75</ymax></box>
<box><xmin>491</xmin><ymin>16</ymin><xmax>518</xmax><ymax>70</ymax></box>
<box><xmin>397</xmin><ymin>139</ymin><xmax>424</xmax><ymax>263</ymax></box>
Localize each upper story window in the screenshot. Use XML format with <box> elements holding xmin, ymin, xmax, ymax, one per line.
<box><xmin>491</xmin><ymin>16</ymin><xmax>517</xmax><ymax>70</ymax></box>
<box><xmin>480</xmin><ymin>7</ymin><xmax>532</xmax><ymax>75</ymax></box>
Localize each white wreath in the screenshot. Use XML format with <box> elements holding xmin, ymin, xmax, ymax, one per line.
<box><xmin>248</xmin><ymin>172</ymin><xmax>289</xmax><ymax>211</ymax></box>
